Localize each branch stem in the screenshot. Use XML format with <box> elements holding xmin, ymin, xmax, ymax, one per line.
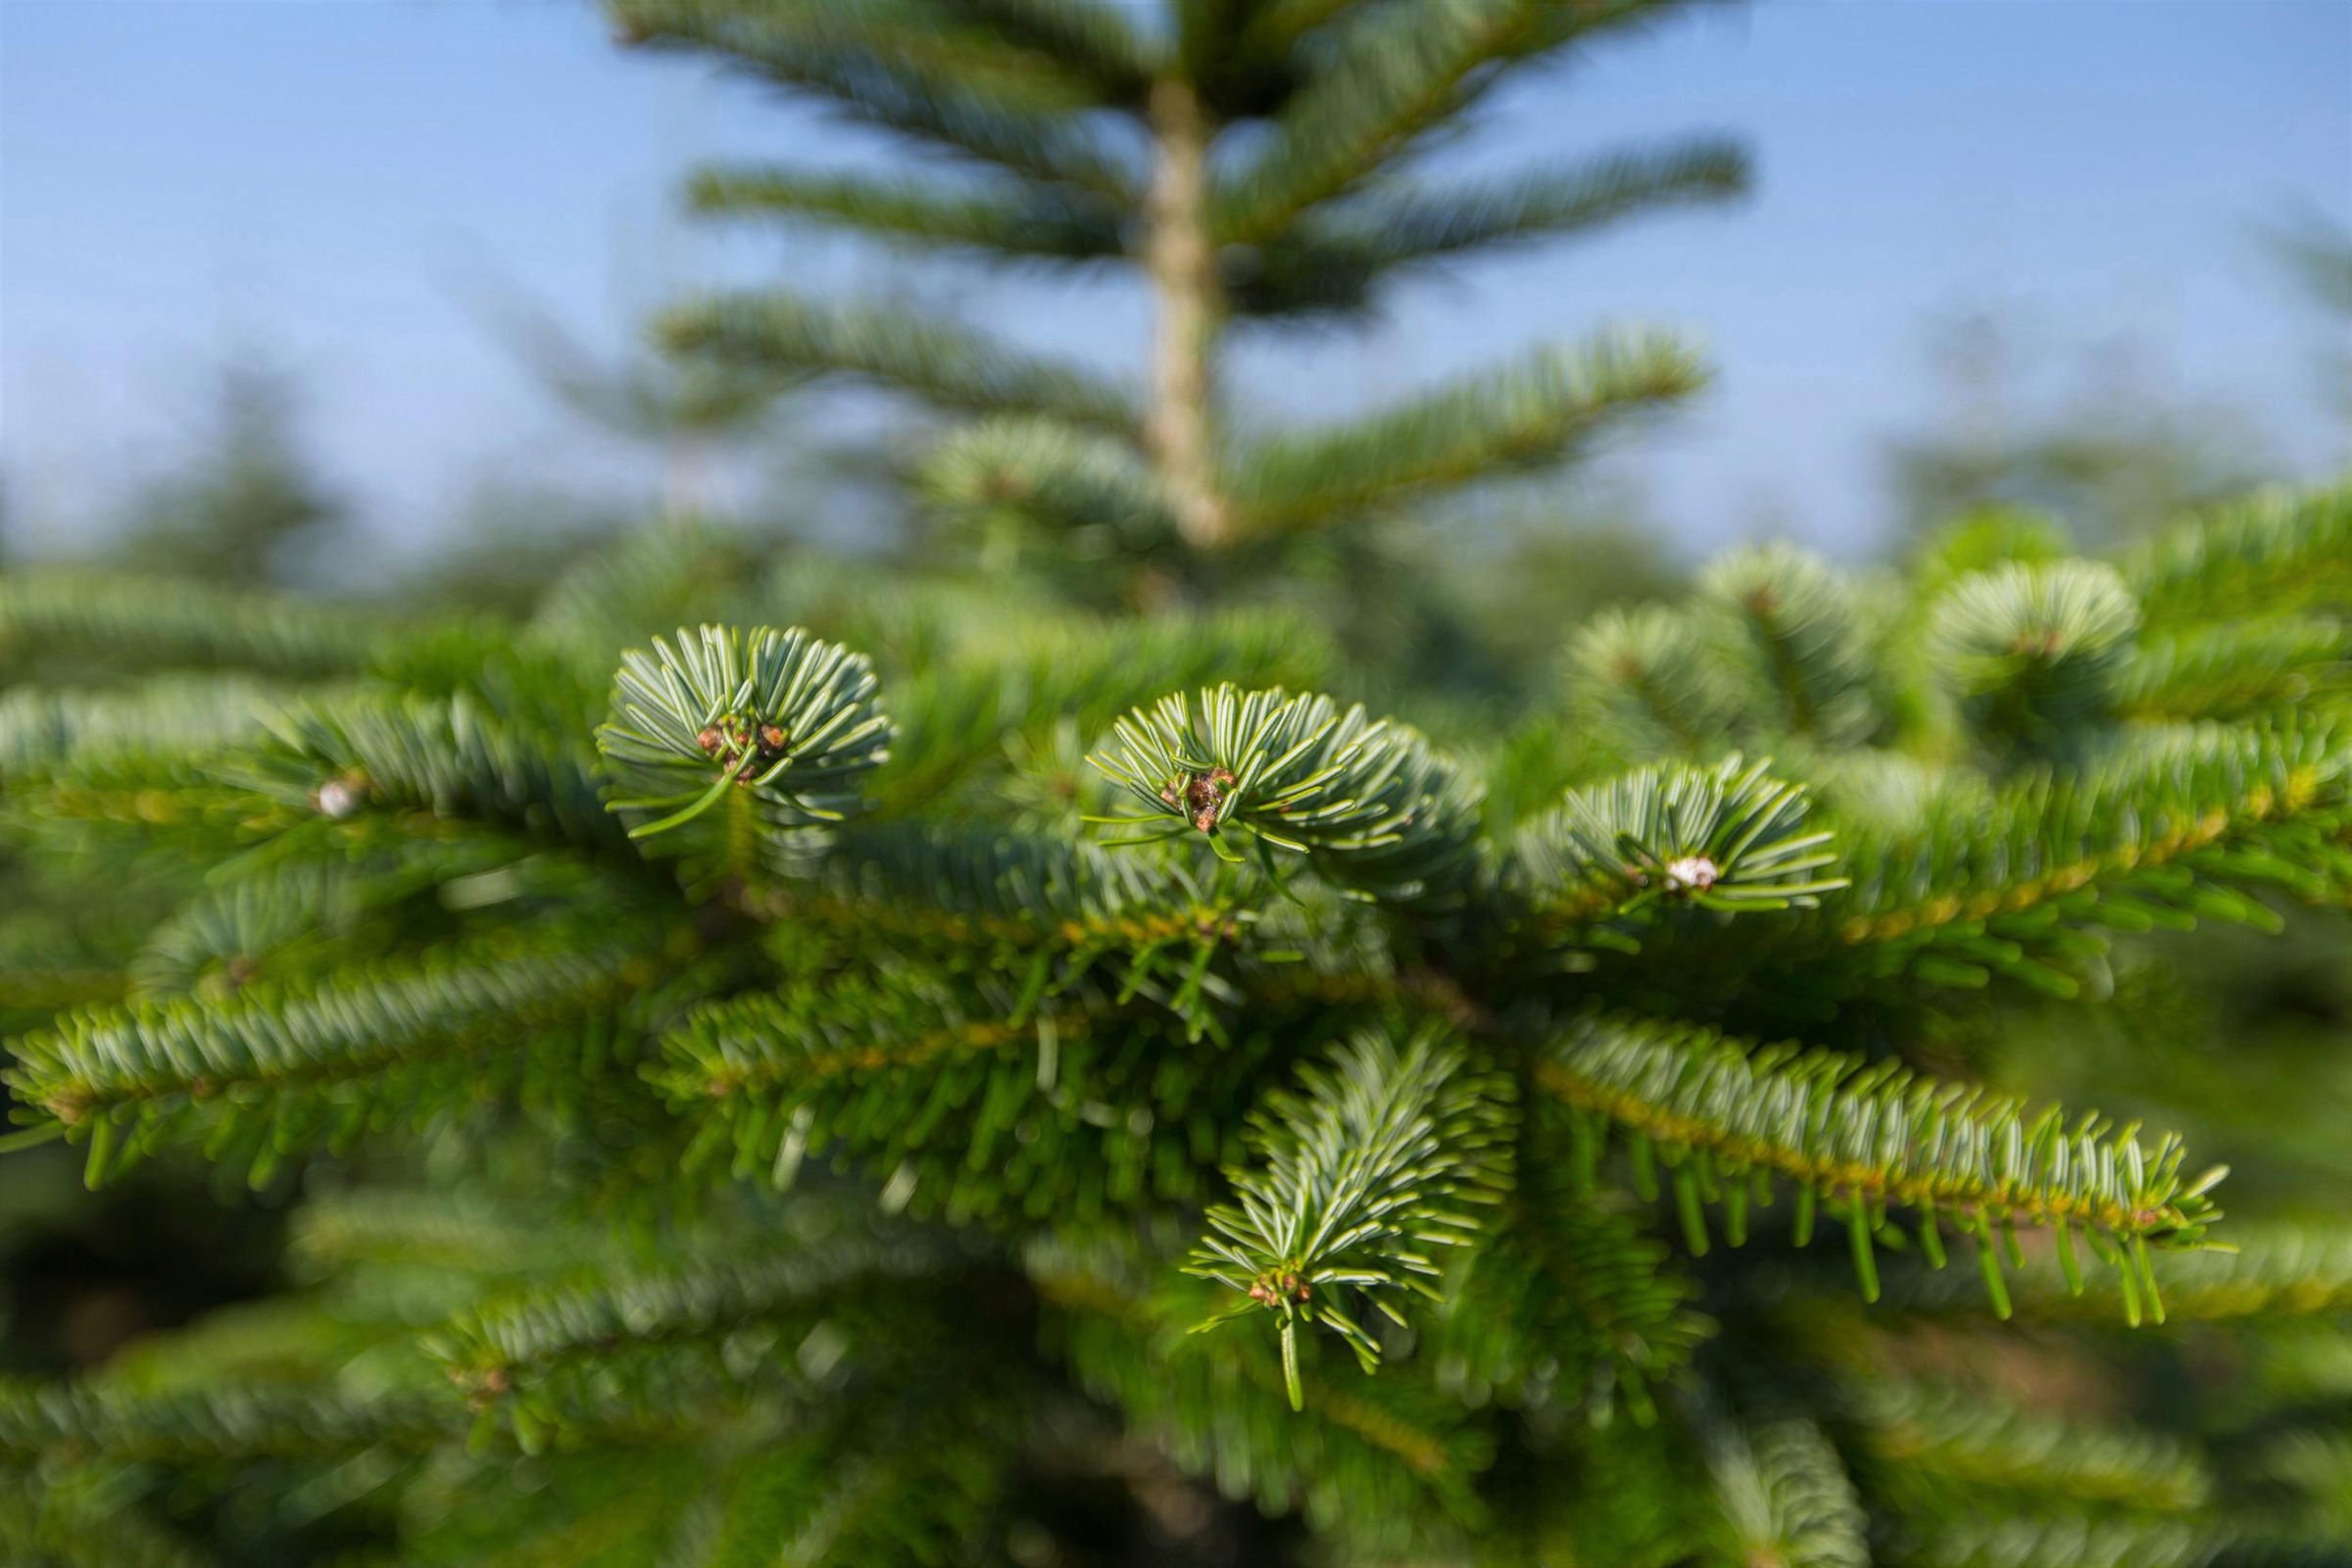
<box><xmin>1143</xmin><ymin>76</ymin><xmax>1233</xmax><ymax>554</ymax></box>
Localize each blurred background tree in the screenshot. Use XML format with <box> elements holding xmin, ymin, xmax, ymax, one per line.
<box><xmin>101</xmin><ymin>359</ymin><xmax>344</xmax><ymax>589</ymax></box>
<box><xmin>612</xmin><ymin>0</ymin><xmax>1746</xmax><ymax>637</ymax></box>
<box><xmin>2261</xmin><ymin>204</ymin><xmax>2352</xmax><ymax>441</ymax></box>
<box><xmin>1879</xmin><ymin>306</ymin><xmax>2273</xmax><ymax>550</ymax></box>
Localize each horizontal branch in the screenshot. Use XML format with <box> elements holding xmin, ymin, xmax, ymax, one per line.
<box><xmin>1828</xmin><ymin>719</ymin><xmax>2352</xmax><ymax>994</ymax></box>
<box><xmin>1855</xmin><ymin>1377</ymin><xmax>2210</xmax><ymax>1512</ymax></box>
<box><xmin>686</xmin><ymin>164</ymin><xmax>1126</xmax><ymax>262</ymax></box>
<box><xmin>2125</xmin><ymin>483</ymin><xmax>2352</xmax><ymax>627</ymax></box>
<box><xmin>612</xmin><ymin>0</ymin><xmax>1139</xmax><ymax>193</ymax></box>
<box><xmin>660</xmin><ymin>290</ymin><xmax>1138</xmax><ymax>431</ymax></box>
<box><xmin>0</xmin><ymin>1380</ymin><xmax>455</xmax><ymax>1466</ymax></box>
<box><xmin>1210</xmin><ymin>0</ymin><xmax>1661</xmax><ymax>245</ymax></box>
<box><xmin>0</xmin><ymin>570</ymin><xmax>394</xmax><ymax>678</ymax></box>
<box><xmin>1301</xmin><ymin>135</ymin><xmax>1749</xmax><ymax>270</ymax></box>
<box><xmin>1534</xmin><ymin>1010</ymin><xmax>2225</xmax><ymax>1321</ymax></box>
<box><xmin>1228</xmin><ymin>333</ymin><xmax>1705</xmax><ymax>529</ymax></box>
<box><xmin>5</xmin><ymin>925</ymin><xmax>675</xmax><ymax>1182</ymax></box>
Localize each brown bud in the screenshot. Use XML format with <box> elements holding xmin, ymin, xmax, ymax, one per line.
<box><xmin>759</xmin><ymin>724</ymin><xmax>788</xmax><ymax>753</ymax></box>
<box><xmin>696</xmin><ymin>727</ymin><xmax>725</xmax><ymax>756</ymax></box>
<box><xmin>1182</xmin><ymin>768</ymin><xmax>1236</xmax><ymax>834</ymax></box>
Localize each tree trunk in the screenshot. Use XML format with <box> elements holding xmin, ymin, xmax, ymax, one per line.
<box><xmin>1142</xmin><ymin>76</ymin><xmax>1234</xmax><ymax>554</ymax></box>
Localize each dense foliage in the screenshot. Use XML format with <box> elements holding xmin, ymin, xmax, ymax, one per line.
<box><xmin>7</xmin><ymin>1</ymin><xmax>2352</xmax><ymax>1563</ymax></box>
<box><xmin>2</xmin><ymin>484</ymin><xmax>2351</xmax><ymax>1565</ymax></box>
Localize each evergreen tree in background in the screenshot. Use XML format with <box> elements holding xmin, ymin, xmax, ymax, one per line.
<box><xmin>612</xmin><ymin>0</ymin><xmax>1748</xmax><ymax>607</ymax></box>
<box><xmin>105</xmin><ymin>361</ymin><xmax>344</xmax><ymax>590</ymax></box>
<box><xmin>1879</xmin><ymin>309</ymin><xmax>2274</xmax><ymax>550</ymax></box>
<box><xmin>468</xmin><ymin>284</ymin><xmax>791</xmax><ymax>523</ymax></box>
<box><xmin>2261</xmin><ymin>205</ymin><xmax>2352</xmax><ymax>438</ymax></box>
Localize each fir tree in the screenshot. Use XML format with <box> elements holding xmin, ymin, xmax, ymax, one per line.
<box><xmin>6</xmin><ymin>4</ymin><xmax>2352</xmax><ymax>1563</ymax></box>
<box><xmin>611</xmin><ymin>0</ymin><xmax>1748</xmax><ymax>602</ymax></box>
<box><xmin>2</xmin><ymin>477</ymin><xmax>2351</xmax><ymax>1563</ymax></box>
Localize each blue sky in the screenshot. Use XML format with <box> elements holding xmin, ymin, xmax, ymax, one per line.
<box><xmin>3</xmin><ymin>0</ymin><xmax>2347</xmax><ymax>564</ymax></box>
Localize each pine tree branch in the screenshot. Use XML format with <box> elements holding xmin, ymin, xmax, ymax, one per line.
<box><xmin>1854</xmin><ymin>1377</ymin><xmax>2211</xmax><ymax>1512</ymax></box>
<box><xmin>1187</xmin><ymin>1022</ymin><xmax>1515</xmax><ymax>1404</ymax></box>
<box><xmin>911</xmin><ymin>416</ymin><xmax>1172</xmax><ymax>552</ymax></box>
<box><xmin>1228</xmin><ymin>333</ymin><xmax>1706</xmax><ymax>531</ymax></box>
<box><xmin>125</xmin><ymin>859</ymin><xmax>359</xmax><ymax>1002</ymax></box>
<box><xmin>1700</xmin><ymin>1415</ymin><xmax>1870</xmax><ymax>1568</ymax></box>
<box><xmin>1510</xmin><ymin>754</ymin><xmax>1845</xmax><ymax>942</ymax></box>
<box><xmin>252</xmin><ymin>687</ymin><xmax>623</xmax><ymax>849</ymax></box>
<box><xmin>1212</xmin><ymin>0</ymin><xmax>1531</xmax><ymax>245</ymax></box>
<box><xmin>2125</xmin><ymin>483</ymin><xmax>2352</xmax><ymax>628</ymax></box>
<box><xmin>871</xmin><ymin>606</ymin><xmax>1334</xmax><ymax>817</ymax></box>
<box><xmin>1092</xmin><ymin>682</ymin><xmax>1487</xmax><ymax>908</ymax></box>
<box><xmin>1231</xmin><ymin>137</ymin><xmax>1745</xmax><ymax>318</ymax></box>
<box><xmin>3</xmin><ymin>923</ymin><xmax>677</xmax><ymax>1183</ymax></box>
<box><xmin>1534</xmin><ymin>1010</ymin><xmax>2227</xmax><ymax>1321</ymax></box>
<box><xmin>0</xmin><ymin>570</ymin><xmax>396</xmax><ymax>678</ymax></box>
<box><xmin>809</xmin><ymin>821</ymin><xmax>1254</xmax><ymax>958</ymax></box>
<box><xmin>703</xmin><ymin>1413</ymin><xmax>1007</xmax><ymax>1568</ymax></box>
<box><xmin>2118</xmin><ymin>616</ymin><xmax>2348</xmax><ymax>721</ymax></box>
<box><xmin>611</xmin><ymin>0</ymin><xmax>1141</xmax><ymax>195</ymax></box>
<box><xmin>655</xmin><ymin>973</ymin><xmax>1285</xmax><ymax>1216</ymax></box>
<box><xmin>425</xmin><ymin>1242</ymin><xmax>955</xmax><ymax>1449</ymax></box>
<box><xmin>685</xmin><ymin>165</ymin><xmax>1127</xmax><ymax>262</ymax></box>
<box><xmin>1231</xmin><ymin>0</ymin><xmax>1372</xmax><ymax>57</ymax></box>
<box><xmin>523</xmin><ymin>516</ymin><xmax>764</xmax><ymax>658</ymax></box>
<box><xmin>0</xmin><ymin>1379</ymin><xmax>457</xmax><ymax>1466</ymax></box>
<box><xmin>617</xmin><ymin>0</ymin><xmax>1102</xmax><ymax>104</ymax></box>
<box><xmin>1927</xmin><ymin>562</ymin><xmax>2142</xmax><ymax>753</ymax></box>
<box><xmin>1826</xmin><ymin>719</ymin><xmax>2352</xmax><ymax>997</ymax></box>
<box><xmin>0</xmin><ymin>1469</ymin><xmax>219</xmax><ymax>1568</ymax></box>
<box><xmin>1700</xmin><ymin>542</ymin><xmax>1879</xmax><ymax>746</ymax></box>
<box><xmin>0</xmin><ymin>675</ymin><xmax>299</xmax><ymax>781</ymax></box>
<box><xmin>288</xmin><ymin>1188</ymin><xmax>604</xmax><ymax>1281</ymax></box>
<box><xmin>1568</xmin><ymin>602</ymin><xmax>1748</xmax><ymax>760</ymax></box>
<box><xmin>1031</xmin><ymin>1233</ymin><xmax>1494</xmax><ymax>1544</ymax></box>
<box><xmin>1209</xmin><ymin>0</ymin><xmax>1666</xmax><ymax>246</ymax></box>
<box><xmin>599</xmin><ymin>624</ymin><xmax>895</xmax><ymax>845</ymax></box>
<box><xmin>1297</xmin><ymin>135</ymin><xmax>1749</xmax><ymax>272</ymax></box>
<box><xmin>936</xmin><ymin>0</ymin><xmax>1160</xmax><ymax>98</ymax></box>
<box><xmin>1891</xmin><ymin>1220</ymin><xmax>2352</xmax><ymax>1323</ymax></box>
<box><xmin>1902</xmin><ymin>1512</ymin><xmax>2209</xmax><ymax>1568</ymax></box>
<box><xmin>1431</xmin><ymin>1102</ymin><xmax>1704</xmax><ymax>1421</ymax></box>
<box><xmin>659</xmin><ymin>291</ymin><xmax>1139</xmax><ymax>431</ymax></box>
